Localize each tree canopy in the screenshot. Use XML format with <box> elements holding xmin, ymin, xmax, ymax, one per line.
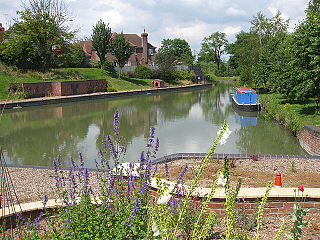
<box><xmin>156</xmin><ymin>38</ymin><xmax>194</xmax><ymax>65</ymax></box>
<box><xmin>199</xmin><ymin>32</ymin><xmax>228</xmax><ymax>70</ymax></box>
<box><xmin>1</xmin><ymin>0</ymin><xmax>75</xmax><ymax>71</ymax></box>
<box><xmin>111</xmin><ymin>32</ymin><xmax>134</xmax><ymax>78</ymax></box>
<box><xmin>91</xmin><ymin>19</ymin><xmax>112</xmax><ymax>75</ymax></box>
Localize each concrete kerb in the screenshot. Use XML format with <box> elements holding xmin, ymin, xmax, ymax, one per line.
<box><xmin>0</xmin><ymin>83</ymin><xmax>212</xmax><ymax>110</ymax></box>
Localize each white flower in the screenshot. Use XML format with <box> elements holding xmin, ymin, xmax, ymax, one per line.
<box><xmin>157</xmin><ymin>191</ymin><xmax>172</xmax><ymax>205</ymax></box>
<box><xmin>217</xmin><ymin>126</ymin><xmax>231</xmax><ymax>145</ymax></box>
<box><xmin>217</xmin><ymin>174</ymin><xmax>227</xmax><ymax>187</ymax></box>
<box><xmin>112</xmin><ymin>162</ymin><xmax>140</xmax><ymax>176</ymax></box>
<box><xmin>152</xmin><ymin>223</ymin><xmax>160</xmax><ymax>237</ymax></box>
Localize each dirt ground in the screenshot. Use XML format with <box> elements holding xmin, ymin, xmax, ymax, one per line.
<box><xmin>156</xmin><ymin>157</ymin><xmax>320</xmax><ymax>188</ymax></box>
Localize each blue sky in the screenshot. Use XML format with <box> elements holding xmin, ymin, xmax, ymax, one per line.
<box><xmin>0</xmin><ymin>0</ymin><xmax>310</xmax><ymax>57</ymax></box>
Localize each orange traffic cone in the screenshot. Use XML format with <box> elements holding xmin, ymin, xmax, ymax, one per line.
<box><xmin>274</xmin><ymin>172</ymin><xmax>282</xmax><ymax>188</ymax></box>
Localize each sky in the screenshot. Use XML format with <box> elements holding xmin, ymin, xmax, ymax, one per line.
<box><xmin>0</xmin><ymin>0</ymin><xmax>310</xmax><ymax>58</ymax></box>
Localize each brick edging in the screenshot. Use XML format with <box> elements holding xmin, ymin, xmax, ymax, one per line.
<box><xmin>298</xmin><ymin>125</ymin><xmax>320</xmax><ymax>156</ymax></box>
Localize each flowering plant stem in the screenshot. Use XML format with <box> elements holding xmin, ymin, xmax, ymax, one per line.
<box><xmin>170</xmin><ymin>121</ymin><xmax>229</xmax><ymax>239</ymax></box>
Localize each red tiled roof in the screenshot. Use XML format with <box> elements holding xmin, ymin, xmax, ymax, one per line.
<box><xmin>236</xmin><ymin>87</ymin><xmax>256</xmax><ymax>93</ymax></box>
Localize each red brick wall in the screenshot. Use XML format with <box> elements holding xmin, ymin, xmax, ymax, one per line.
<box><xmin>22</xmin><ymin>79</ymin><xmax>106</xmax><ymax>98</ymax></box>
<box><xmin>22</xmin><ymin>82</ymin><xmax>53</xmax><ymax>98</ymax></box>
<box><xmin>150</xmin><ymin>189</ymin><xmax>320</xmax><ymax>217</ymax></box>
<box><xmin>298</xmin><ymin>125</ymin><xmax>320</xmax><ymax>156</ymax></box>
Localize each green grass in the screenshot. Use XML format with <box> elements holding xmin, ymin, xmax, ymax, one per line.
<box><xmin>216</xmin><ymin>76</ymin><xmax>239</xmax><ymax>81</ymax></box>
<box><xmin>0</xmin><ymin>66</ymin><xmax>158</xmax><ymax>101</ymax></box>
<box><xmin>259</xmin><ymin>93</ymin><xmax>320</xmax><ymax>134</ymax></box>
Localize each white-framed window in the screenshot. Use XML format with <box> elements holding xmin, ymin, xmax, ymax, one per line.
<box><xmin>148</xmin><ymin>48</ymin><xmax>153</xmax><ymax>55</ymax></box>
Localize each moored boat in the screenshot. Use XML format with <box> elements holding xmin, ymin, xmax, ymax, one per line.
<box><xmin>232</xmin><ymin>87</ymin><xmax>261</xmax><ymax>112</ymax></box>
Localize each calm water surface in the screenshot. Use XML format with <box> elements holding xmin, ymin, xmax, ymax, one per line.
<box><xmin>0</xmin><ymin>82</ymin><xmax>306</xmax><ymax>168</ymax></box>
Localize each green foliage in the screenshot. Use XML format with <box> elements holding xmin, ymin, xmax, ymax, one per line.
<box><xmin>56</xmin><ymin>44</ymin><xmax>87</xmax><ymax>68</ymax></box>
<box><xmin>1</xmin><ymin>0</ymin><xmax>75</xmax><ymax>71</ymax></box>
<box><xmin>157</xmin><ymin>38</ymin><xmax>194</xmax><ymax>65</ymax></box>
<box><xmin>171</xmin><ymin>69</ymin><xmax>196</xmax><ymax>81</ymax></box>
<box><xmin>107</xmin><ymin>87</ymin><xmax>117</xmax><ymax>92</ymax></box>
<box><xmin>200</xmin><ymin>32</ymin><xmax>228</xmax><ymax>70</ymax></box>
<box><xmin>259</xmin><ymin>94</ymin><xmax>302</xmax><ymax>134</ymax></box>
<box><xmin>133</xmin><ymin>65</ymin><xmax>153</xmax><ymax>79</ymax></box>
<box><xmin>91</xmin><ymin>19</ymin><xmax>112</xmax><ymax>75</ymax></box>
<box><xmin>112</xmin><ymin>32</ymin><xmax>134</xmax><ymax>78</ymax></box>
<box><xmin>286</xmin><ymin>189</ymin><xmax>310</xmax><ymax>240</ymax></box>
<box><xmin>229</xmin><ymin>32</ymin><xmax>260</xmax><ymax>84</ymax></box>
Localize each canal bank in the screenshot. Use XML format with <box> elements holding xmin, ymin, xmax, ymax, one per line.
<box><xmin>0</xmin><ymin>83</ymin><xmax>212</xmax><ymax>110</ymax></box>
<box><xmin>259</xmin><ymin>93</ymin><xmax>320</xmax><ymax>156</ymax></box>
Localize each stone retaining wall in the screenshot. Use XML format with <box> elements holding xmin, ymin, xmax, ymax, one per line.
<box><xmin>298</xmin><ymin>125</ymin><xmax>320</xmax><ymax>156</ymax></box>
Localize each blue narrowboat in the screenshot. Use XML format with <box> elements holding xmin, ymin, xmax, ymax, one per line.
<box><xmin>232</xmin><ymin>87</ymin><xmax>261</xmax><ymax>112</ymax></box>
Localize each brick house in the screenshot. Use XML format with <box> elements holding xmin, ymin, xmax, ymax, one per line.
<box><xmin>0</xmin><ymin>23</ymin><xmax>4</xmax><ymax>43</ymax></box>
<box><xmin>75</xmin><ymin>29</ymin><xmax>156</xmax><ymax>67</ymax></box>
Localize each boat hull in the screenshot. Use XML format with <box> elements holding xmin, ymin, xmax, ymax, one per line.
<box><xmin>232</xmin><ymin>96</ymin><xmax>261</xmax><ymax>112</ymax></box>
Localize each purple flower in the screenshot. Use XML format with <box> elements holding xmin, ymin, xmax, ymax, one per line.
<box><xmin>33</xmin><ymin>212</ymin><xmax>44</xmax><ymax>232</ymax></box>
<box><xmin>152</xmin><ymin>166</ymin><xmax>158</xmax><ymax>178</ymax></box>
<box><xmin>114</xmin><ymin>110</ymin><xmax>120</xmax><ymax>136</ymax></box>
<box><xmin>128</xmin><ymin>198</ymin><xmax>141</xmax><ymax>225</ymax></box>
<box><xmin>165</xmin><ymin>162</ymin><xmax>169</xmax><ymax>180</ymax></box>
<box><xmin>43</xmin><ymin>195</ymin><xmax>49</xmax><ymax>207</ymax></box>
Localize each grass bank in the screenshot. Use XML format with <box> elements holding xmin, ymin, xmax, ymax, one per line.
<box><xmin>0</xmin><ymin>66</ymin><xmax>170</xmax><ymax>101</ymax></box>
<box><xmin>259</xmin><ymin>93</ymin><xmax>320</xmax><ymax>135</ymax></box>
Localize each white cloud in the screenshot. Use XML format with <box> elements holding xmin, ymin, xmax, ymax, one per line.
<box><xmin>226</xmin><ymin>7</ymin><xmax>246</xmax><ymax>16</ymax></box>
<box><xmin>222</xmin><ymin>26</ymin><xmax>242</xmax><ymax>36</ymax></box>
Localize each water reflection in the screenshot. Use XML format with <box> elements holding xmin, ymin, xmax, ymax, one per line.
<box><xmin>234</xmin><ymin>109</ymin><xmax>258</xmax><ymax>126</ymax></box>
<box><xmin>0</xmin><ymin>82</ymin><xmax>306</xmax><ymax>168</ymax></box>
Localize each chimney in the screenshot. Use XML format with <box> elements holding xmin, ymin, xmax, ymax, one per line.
<box><xmin>141</xmin><ymin>29</ymin><xmax>148</xmax><ymax>65</ymax></box>
<box><xmin>0</xmin><ymin>23</ymin><xmax>4</xmax><ymax>44</ymax></box>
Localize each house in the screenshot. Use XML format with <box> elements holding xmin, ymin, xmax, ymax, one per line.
<box><xmin>75</xmin><ymin>29</ymin><xmax>156</xmax><ymax>67</ymax></box>
<box><xmin>0</xmin><ymin>23</ymin><xmax>4</xmax><ymax>43</ymax></box>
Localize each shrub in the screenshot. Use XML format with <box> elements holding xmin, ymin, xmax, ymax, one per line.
<box><xmin>133</xmin><ymin>65</ymin><xmax>153</xmax><ymax>79</ymax></box>
<box><xmin>171</xmin><ymin>69</ymin><xmax>196</xmax><ymax>81</ymax></box>
<box><xmin>103</xmin><ymin>60</ymin><xmax>116</xmax><ymax>75</ymax></box>
<box><xmin>107</xmin><ymin>87</ymin><xmax>117</xmax><ymax>92</ymax></box>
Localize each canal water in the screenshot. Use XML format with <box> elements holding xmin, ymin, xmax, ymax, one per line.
<box><xmin>0</xmin><ymin>82</ymin><xmax>306</xmax><ymax>168</ymax></box>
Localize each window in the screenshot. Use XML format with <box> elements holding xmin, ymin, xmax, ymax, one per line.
<box><xmin>148</xmin><ymin>48</ymin><xmax>153</xmax><ymax>55</ymax></box>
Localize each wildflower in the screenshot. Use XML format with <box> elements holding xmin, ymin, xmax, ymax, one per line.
<box><xmin>217</xmin><ymin>126</ymin><xmax>232</xmax><ymax>145</ymax></box>
<box><xmin>157</xmin><ymin>191</ymin><xmax>172</xmax><ymax>205</ymax></box>
<box><xmin>113</xmin><ymin>110</ymin><xmax>120</xmax><ymax>135</ymax></box>
<box><xmin>112</xmin><ymin>162</ymin><xmax>140</xmax><ymax>177</ymax></box>
<box><xmin>152</xmin><ymin>222</ymin><xmax>160</xmax><ymax>237</ymax></box>
<box><xmin>217</xmin><ymin>173</ymin><xmax>227</xmax><ymax>187</ymax></box>
<box><xmin>298</xmin><ymin>184</ymin><xmax>304</xmax><ymax>192</ymax></box>
<box><xmin>43</xmin><ymin>195</ymin><xmax>49</xmax><ymax>207</ymax></box>
<box><xmin>165</xmin><ymin>162</ymin><xmax>169</xmax><ymax>180</ymax></box>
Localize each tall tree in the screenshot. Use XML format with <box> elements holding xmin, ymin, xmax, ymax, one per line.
<box><xmin>157</xmin><ymin>38</ymin><xmax>194</xmax><ymax>64</ymax></box>
<box><xmin>200</xmin><ymin>32</ymin><xmax>228</xmax><ymax>70</ymax></box>
<box><xmin>1</xmin><ymin>0</ymin><xmax>75</xmax><ymax>71</ymax></box>
<box><xmin>91</xmin><ymin>19</ymin><xmax>112</xmax><ymax>75</ymax></box>
<box><xmin>287</xmin><ymin>0</ymin><xmax>320</xmax><ymax>102</ymax></box>
<box><xmin>250</xmin><ymin>11</ymin><xmax>289</xmax><ymax>46</ymax></box>
<box><xmin>111</xmin><ymin>32</ymin><xmax>134</xmax><ymax>78</ymax></box>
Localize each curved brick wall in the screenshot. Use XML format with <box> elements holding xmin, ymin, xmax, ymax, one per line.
<box><xmin>150</xmin><ymin>188</ymin><xmax>320</xmax><ymax>217</ymax></box>
<box><xmin>298</xmin><ymin>125</ymin><xmax>320</xmax><ymax>156</ymax></box>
